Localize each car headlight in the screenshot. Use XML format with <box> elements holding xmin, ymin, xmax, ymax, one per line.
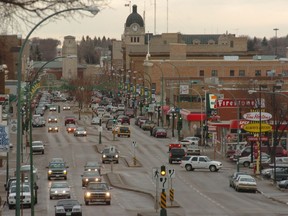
<box><xmin>88</xmin><ymin>168</ymin><xmax>91</xmax><ymax>171</ymax></box>
<box><xmin>56</xmin><ymin>207</ymin><xmax>65</xmax><ymax>213</ymax></box>
<box><xmin>62</xmin><ymin>190</ymin><xmax>66</xmax><ymax>193</ymax></box>
<box><xmin>49</xmin><ymin>119</ymin><xmax>51</xmax><ymax>121</ymax></box>
<box><xmin>103</xmin><ymin>155</ymin><xmax>106</xmax><ymax>158</ymax></box>
<box><xmin>49</xmin><ymin>127</ymin><xmax>52</xmax><ymax>130</ymax></box>
<box><xmin>55</xmin><ymin>190</ymin><xmax>58</xmax><ymax>194</ymax></box>
<box><xmin>84</xmin><ymin>131</ymin><xmax>87</xmax><ymax>134</ymax></box>
<box><xmin>105</xmin><ymin>192</ymin><xmax>110</xmax><ymax>197</ymax></box>
<box><xmin>63</xmin><ymin>170</ymin><xmax>67</xmax><ymax>174</ymax></box>
<box><xmin>55</xmin><ymin>127</ymin><xmax>58</xmax><ymax>130</ymax></box>
<box><xmin>72</xmin><ymin>206</ymin><xmax>81</xmax><ymax>212</ymax></box>
<box><xmin>85</xmin><ymin>192</ymin><xmax>91</xmax><ymax>197</ymax></box>
<box><xmin>115</xmin><ymin>154</ymin><xmax>119</xmax><ymax>158</ymax></box>
<box><xmin>85</xmin><ymin>178</ymin><xmax>89</xmax><ymax>182</ymax></box>
<box><xmin>95</xmin><ymin>178</ymin><xmax>99</xmax><ymax>181</ymax></box>
<box><xmin>48</xmin><ymin>170</ymin><xmax>52</xmax><ymax>174</ymax></box>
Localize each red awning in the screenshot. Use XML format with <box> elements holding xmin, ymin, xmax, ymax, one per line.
<box><xmin>187</xmin><ymin>113</ymin><xmax>206</xmax><ymax>121</ymax></box>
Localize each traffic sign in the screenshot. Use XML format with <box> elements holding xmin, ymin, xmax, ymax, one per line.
<box><xmin>152</xmin><ymin>167</ymin><xmax>159</xmax><ymax>181</ymax></box>
<box><xmin>243</xmin><ymin>123</ymin><xmax>272</xmax><ymax>133</ymax></box>
<box><xmin>158</xmin><ymin>176</ymin><xmax>168</xmax><ymax>189</ymax></box>
<box><xmin>168</xmin><ymin>168</ymin><xmax>175</xmax><ymax>178</ymax></box>
<box><xmin>0</xmin><ymin>125</ymin><xmax>9</xmax><ymax>152</ymax></box>
<box><xmin>132</xmin><ymin>141</ymin><xmax>137</xmax><ymax>148</ymax></box>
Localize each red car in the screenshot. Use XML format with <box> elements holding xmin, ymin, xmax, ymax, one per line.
<box><xmin>154</xmin><ymin>128</ymin><xmax>167</xmax><ymax>138</ymax></box>
<box><xmin>118</xmin><ymin>116</ymin><xmax>130</xmax><ymax>125</ymax></box>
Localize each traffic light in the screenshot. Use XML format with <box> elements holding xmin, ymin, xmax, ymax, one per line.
<box><xmin>113</xmin><ymin>118</ymin><xmax>117</xmax><ymax>124</ymax></box>
<box><xmin>160</xmin><ymin>165</ymin><xmax>166</xmax><ymax>176</ymax></box>
<box><xmin>177</xmin><ymin>116</ymin><xmax>182</xmax><ymax>130</ymax></box>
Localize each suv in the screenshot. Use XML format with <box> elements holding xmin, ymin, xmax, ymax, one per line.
<box><xmin>64</xmin><ymin>116</ymin><xmax>76</xmax><ymax>126</ymax></box>
<box><xmin>168</xmin><ymin>148</ymin><xmax>186</xmax><ymax>164</ymax></box>
<box><xmin>84</xmin><ymin>182</ymin><xmax>112</xmax><ymax>205</ymax></box>
<box><xmin>47</xmin><ymin>161</ymin><xmax>69</xmax><ymax>180</ymax></box>
<box><xmin>8</xmin><ymin>184</ymin><xmax>32</xmax><ymax>209</ymax></box>
<box><xmin>101</xmin><ymin>146</ymin><xmax>119</xmax><ymax>164</ymax></box>
<box><xmin>180</xmin><ymin>155</ymin><xmax>223</xmax><ymax>172</ymax></box>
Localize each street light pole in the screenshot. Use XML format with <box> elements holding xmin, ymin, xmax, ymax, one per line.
<box><xmin>15</xmin><ymin>7</ymin><xmax>99</xmax><ymax>215</ymax></box>
<box><xmin>273</xmin><ymin>28</ymin><xmax>279</xmax><ymax>57</ymax></box>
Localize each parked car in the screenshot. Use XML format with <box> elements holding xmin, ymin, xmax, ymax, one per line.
<box><xmin>183</xmin><ymin>136</ymin><xmax>200</xmax><ymax>145</ymax></box>
<box><xmin>168</xmin><ymin>148</ymin><xmax>186</xmax><ymax>164</ymax></box>
<box><xmin>135</xmin><ymin>116</ymin><xmax>146</xmax><ymax>126</ymax></box>
<box><xmin>106</xmin><ymin>119</ymin><xmax>114</xmax><ymax>130</ymax></box>
<box><xmin>234</xmin><ymin>175</ymin><xmax>257</xmax><ymax>193</ymax></box>
<box><xmin>91</xmin><ymin>116</ymin><xmax>101</xmax><ymax>125</ymax></box>
<box><xmin>49</xmin><ymin>181</ymin><xmax>71</xmax><ymax>200</ymax></box>
<box><xmin>238</xmin><ymin>153</ymin><xmax>270</xmax><ymax>167</ymax></box>
<box><xmin>74</xmin><ymin>127</ymin><xmax>87</xmax><ymax>137</ymax></box>
<box><xmin>229</xmin><ymin>171</ymin><xmax>248</xmax><ymax>188</ymax></box>
<box><xmin>277</xmin><ymin>179</ymin><xmax>288</xmax><ymax>189</ymax></box>
<box><xmin>32</xmin><ymin>115</ymin><xmax>46</xmax><ymax>127</ymax></box>
<box><xmin>141</xmin><ymin>120</ymin><xmax>155</xmax><ymax>131</ymax></box>
<box><xmin>152</xmin><ymin>126</ymin><xmax>163</xmax><ymax>137</ymax></box>
<box><xmin>271</xmin><ymin>167</ymin><xmax>288</xmax><ymax>181</ymax></box>
<box><xmin>8</xmin><ymin>184</ymin><xmax>32</xmax><ymax>209</ymax></box>
<box><xmin>180</xmin><ymin>155</ymin><xmax>223</xmax><ymax>172</ymax></box>
<box><xmin>55</xmin><ymin>199</ymin><xmax>82</xmax><ymax>216</ymax></box>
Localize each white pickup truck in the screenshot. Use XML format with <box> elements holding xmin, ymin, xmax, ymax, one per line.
<box><xmin>180</xmin><ymin>155</ymin><xmax>223</xmax><ymax>172</ymax></box>
<box><xmin>8</xmin><ymin>184</ymin><xmax>32</xmax><ymax>209</ymax></box>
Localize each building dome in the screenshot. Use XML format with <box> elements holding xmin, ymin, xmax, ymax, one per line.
<box><xmin>125</xmin><ymin>5</ymin><xmax>144</xmax><ymax>27</ymax></box>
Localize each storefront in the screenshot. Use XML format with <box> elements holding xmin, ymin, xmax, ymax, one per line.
<box><xmin>180</xmin><ymin>109</ymin><xmax>206</xmax><ymax>137</ymax></box>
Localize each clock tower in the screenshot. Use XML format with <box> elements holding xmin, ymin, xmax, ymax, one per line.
<box><xmin>123</xmin><ymin>4</ymin><xmax>145</xmax><ymax>45</ymax></box>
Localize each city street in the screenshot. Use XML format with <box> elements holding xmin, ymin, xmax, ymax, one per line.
<box><xmin>1</xmin><ymin>102</ymin><xmax>288</xmax><ymax>216</ymax></box>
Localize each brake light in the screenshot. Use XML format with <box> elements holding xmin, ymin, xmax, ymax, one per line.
<box><xmin>169</xmin><ymin>153</ymin><xmax>172</xmax><ymax>158</ymax></box>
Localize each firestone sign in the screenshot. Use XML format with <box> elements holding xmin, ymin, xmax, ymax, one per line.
<box><xmin>215</xmin><ymin>99</ymin><xmax>256</xmax><ymax>108</ymax></box>
<box><xmin>243</xmin><ymin>112</ymin><xmax>272</xmax><ymax>121</ymax></box>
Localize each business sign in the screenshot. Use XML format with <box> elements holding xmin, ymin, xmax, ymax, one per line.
<box><xmin>179</xmin><ymin>85</ymin><xmax>189</xmax><ymax>95</ymax></box>
<box><xmin>243</xmin><ymin>112</ymin><xmax>272</xmax><ymax>121</ymax></box>
<box><xmin>208</xmin><ymin>94</ymin><xmax>217</xmax><ymax>109</ymax></box>
<box><xmin>215</xmin><ymin>99</ymin><xmax>256</xmax><ymax>108</ymax></box>
<box><xmin>247</xmin><ymin>136</ymin><xmax>268</xmax><ymax>141</ymax></box>
<box><xmin>243</xmin><ymin>123</ymin><xmax>272</xmax><ymax>133</ymax></box>
<box><xmin>0</xmin><ymin>124</ymin><xmax>9</xmax><ymax>152</ymax></box>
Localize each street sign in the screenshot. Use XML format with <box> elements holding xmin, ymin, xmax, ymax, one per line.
<box><xmin>98</xmin><ymin>126</ymin><xmax>103</xmax><ymax>132</ymax></box>
<box><xmin>0</xmin><ymin>125</ymin><xmax>9</xmax><ymax>152</ymax></box>
<box><xmin>243</xmin><ymin>123</ymin><xmax>272</xmax><ymax>133</ymax></box>
<box><xmin>152</xmin><ymin>168</ymin><xmax>159</xmax><ymax>181</ymax></box>
<box><xmin>168</xmin><ymin>168</ymin><xmax>176</xmax><ymax>178</ymax></box>
<box><xmin>132</xmin><ymin>141</ymin><xmax>137</xmax><ymax>148</ymax></box>
<box><xmin>158</xmin><ymin>176</ymin><xmax>168</xmax><ymax>189</ymax></box>
<box><xmin>247</xmin><ymin>136</ymin><xmax>268</xmax><ymax>141</ymax></box>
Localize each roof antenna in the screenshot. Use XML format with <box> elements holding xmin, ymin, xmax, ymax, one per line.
<box><xmin>146</xmin><ymin>32</ymin><xmax>151</xmax><ymax>60</ymax></box>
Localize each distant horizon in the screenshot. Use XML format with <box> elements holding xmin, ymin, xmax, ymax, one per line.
<box><xmin>5</xmin><ymin>0</ymin><xmax>288</xmax><ymax>43</ymax></box>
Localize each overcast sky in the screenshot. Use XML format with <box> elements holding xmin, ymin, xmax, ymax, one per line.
<box><xmin>30</xmin><ymin>0</ymin><xmax>288</xmax><ymax>42</ymax></box>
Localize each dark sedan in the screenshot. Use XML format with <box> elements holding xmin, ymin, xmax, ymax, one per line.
<box><xmin>81</xmin><ymin>171</ymin><xmax>102</xmax><ymax>187</ymax></box>
<box><xmin>55</xmin><ymin>199</ymin><xmax>82</xmax><ymax>216</ymax></box>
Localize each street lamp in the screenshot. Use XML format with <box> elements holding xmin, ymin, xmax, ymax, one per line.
<box><xmin>15</xmin><ymin>7</ymin><xmax>99</xmax><ymax>215</ymax></box>
<box><xmin>273</xmin><ymin>28</ymin><xmax>279</xmax><ymax>57</ymax></box>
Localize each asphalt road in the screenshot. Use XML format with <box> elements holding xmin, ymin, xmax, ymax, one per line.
<box><xmin>2</xmin><ymin>102</ymin><xmax>288</xmax><ymax>216</ymax></box>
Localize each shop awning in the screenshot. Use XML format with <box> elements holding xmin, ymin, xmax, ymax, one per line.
<box><xmin>180</xmin><ymin>109</ymin><xmax>206</xmax><ymax>121</ymax></box>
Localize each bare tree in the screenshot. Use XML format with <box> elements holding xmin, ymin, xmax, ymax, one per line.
<box><xmin>0</xmin><ymin>0</ymin><xmax>108</xmax><ymax>33</ymax></box>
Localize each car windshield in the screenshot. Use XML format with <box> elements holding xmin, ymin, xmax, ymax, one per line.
<box><xmin>240</xmin><ymin>177</ymin><xmax>255</xmax><ymax>182</ymax></box>
<box><xmin>204</xmin><ymin>157</ymin><xmax>211</xmax><ymax>162</ymax></box>
<box><xmin>88</xmin><ymin>183</ymin><xmax>108</xmax><ymax>190</ymax></box>
<box><xmin>52</xmin><ymin>182</ymin><xmax>69</xmax><ymax>188</ymax></box>
<box><xmin>157</xmin><ymin>129</ymin><xmax>166</xmax><ymax>132</ymax></box>
<box><xmin>77</xmin><ymin>127</ymin><xmax>85</xmax><ymax>131</ymax></box>
<box><xmin>83</xmin><ymin>172</ymin><xmax>99</xmax><ymax>177</ymax></box>
<box><xmin>32</xmin><ymin>141</ymin><xmax>43</xmax><ymax>145</ymax></box>
<box><xmin>120</xmin><ymin>127</ymin><xmax>129</xmax><ymax>132</ymax></box>
<box><xmin>86</xmin><ymin>162</ymin><xmax>99</xmax><ymax>167</ymax></box>
<box><xmin>11</xmin><ymin>185</ymin><xmax>30</xmax><ymax>193</ymax></box>
<box><xmin>49</xmin><ymin>162</ymin><xmax>65</xmax><ymax>168</ymax></box>
<box><xmin>57</xmin><ymin>200</ymin><xmax>79</xmax><ymax>206</ymax></box>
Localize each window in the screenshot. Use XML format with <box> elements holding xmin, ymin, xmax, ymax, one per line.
<box><xmin>211</xmin><ymin>70</ymin><xmax>218</xmax><ymax>77</ymax></box>
<box><xmin>255</xmin><ymin>70</ymin><xmax>261</xmax><ymax>76</ymax></box>
<box><xmin>230</xmin><ymin>70</ymin><xmax>235</xmax><ymax>77</ymax></box>
<box><xmin>130</xmin><ymin>37</ymin><xmax>133</xmax><ymax>43</ymax></box>
<box><xmin>191</xmin><ymin>157</ymin><xmax>198</xmax><ymax>162</ymax></box>
<box><xmin>199</xmin><ymin>70</ymin><xmax>204</xmax><ymax>76</ymax></box>
<box><xmin>199</xmin><ymin>157</ymin><xmax>206</xmax><ymax>162</ymax></box>
<box><xmin>230</xmin><ymin>41</ymin><xmax>234</xmax><ymax>48</ymax></box>
<box><xmin>239</xmin><ymin>70</ymin><xmax>245</xmax><ymax>76</ymax></box>
<box><xmin>193</xmin><ymin>39</ymin><xmax>200</xmax><ymax>45</ymax></box>
<box><xmin>137</xmin><ymin>37</ymin><xmax>139</xmax><ymax>43</ymax></box>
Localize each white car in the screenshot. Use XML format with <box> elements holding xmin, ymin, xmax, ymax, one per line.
<box><xmin>8</xmin><ymin>184</ymin><xmax>31</xmax><ymax>209</ymax></box>
<box><xmin>117</xmin><ymin>104</ymin><xmax>125</xmax><ymax>110</ymax></box>
<box><xmin>63</xmin><ymin>105</ymin><xmax>71</xmax><ymax>110</ymax></box>
<box><xmin>49</xmin><ymin>181</ymin><xmax>71</xmax><ymax>200</ymax></box>
<box><xmin>238</xmin><ymin>153</ymin><xmax>270</xmax><ymax>167</ymax></box>
<box><xmin>234</xmin><ymin>175</ymin><xmax>257</xmax><ymax>193</ymax></box>
<box><xmin>183</xmin><ymin>136</ymin><xmax>200</xmax><ymax>145</ymax></box>
<box><xmin>91</xmin><ymin>117</ymin><xmax>101</xmax><ymax>125</ymax></box>
<box><xmin>180</xmin><ymin>155</ymin><xmax>222</xmax><ymax>172</ymax></box>
<box><xmin>32</xmin><ymin>140</ymin><xmax>45</xmax><ymax>154</ymax></box>
<box><xmin>101</xmin><ymin>114</ymin><xmax>113</xmax><ymax>123</ymax></box>
<box><xmin>74</xmin><ymin>127</ymin><xmax>87</xmax><ymax>137</ymax></box>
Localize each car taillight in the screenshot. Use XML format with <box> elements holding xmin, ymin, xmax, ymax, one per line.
<box><xmin>169</xmin><ymin>153</ymin><xmax>172</xmax><ymax>157</ymax></box>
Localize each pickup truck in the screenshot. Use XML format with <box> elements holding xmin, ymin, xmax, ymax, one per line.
<box><xmin>8</xmin><ymin>184</ymin><xmax>32</xmax><ymax>209</ymax></box>
<box><xmin>84</xmin><ymin>182</ymin><xmax>112</xmax><ymax>205</ymax></box>
<box><xmin>180</xmin><ymin>155</ymin><xmax>223</xmax><ymax>172</ymax></box>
